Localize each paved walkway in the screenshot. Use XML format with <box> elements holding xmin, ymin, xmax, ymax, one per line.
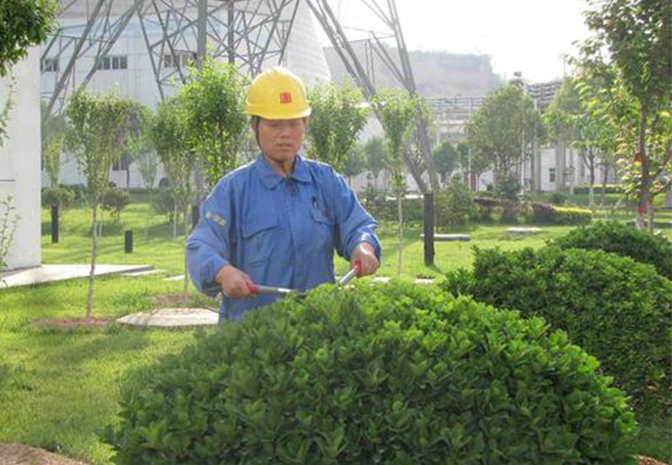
<box><xmin>0</xmin><ymin>264</ymin><xmax>152</xmax><ymax>288</ymax></box>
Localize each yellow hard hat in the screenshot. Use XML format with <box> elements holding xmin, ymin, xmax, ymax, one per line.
<box><xmin>245</xmin><ymin>67</ymin><xmax>311</xmax><ymax>120</ymax></box>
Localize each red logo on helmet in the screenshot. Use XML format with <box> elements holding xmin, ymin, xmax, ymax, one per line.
<box><xmin>280</xmin><ymin>92</ymin><xmax>292</xmax><ymax>104</ymax></box>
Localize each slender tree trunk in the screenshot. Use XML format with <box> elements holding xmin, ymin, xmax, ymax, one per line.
<box><xmin>588</xmin><ymin>155</ymin><xmax>595</xmax><ymax>209</ymax></box>
<box><xmin>183</xmin><ymin>203</ymin><xmax>190</xmax><ymax>299</ymax></box>
<box><xmin>600</xmin><ymin>163</ymin><xmax>609</xmax><ymax>207</ymax></box>
<box><xmin>145</xmin><ymin>188</ymin><xmax>151</xmax><ymax>243</ymax></box>
<box><xmin>172</xmin><ymin>203</ymin><xmax>178</xmax><ymax>240</ymax></box>
<box><xmin>636</xmin><ymin>111</ymin><xmax>649</xmax><ymax>230</ymax></box>
<box><xmin>396</xmin><ymin>173</ymin><xmax>404</xmax><ymax>276</ymax></box>
<box><xmin>86</xmin><ymin>204</ymin><xmax>99</xmax><ymax>320</ymax></box>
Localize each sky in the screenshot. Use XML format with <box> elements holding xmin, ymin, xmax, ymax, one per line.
<box><xmin>330</xmin><ymin>0</ymin><xmax>593</xmax><ymax>83</ymax></box>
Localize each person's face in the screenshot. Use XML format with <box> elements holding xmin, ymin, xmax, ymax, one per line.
<box><xmin>256</xmin><ymin>118</ymin><xmax>305</xmax><ymax>165</ymax></box>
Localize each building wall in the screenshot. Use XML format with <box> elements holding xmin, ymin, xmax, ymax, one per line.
<box><xmin>0</xmin><ymin>47</ymin><xmax>42</xmax><ymax>270</ymax></box>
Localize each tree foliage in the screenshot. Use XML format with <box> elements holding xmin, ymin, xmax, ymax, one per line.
<box><xmin>65</xmin><ymin>89</ymin><xmax>131</xmax><ymax>318</ymax></box>
<box><xmin>307</xmin><ymin>81</ymin><xmax>369</xmax><ymax>172</ymax></box>
<box><xmin>432</xmin><ymin>140</ymin><xmax>460</xmax><ymax>184</ymax></box>
<box><xmin>153</xmin><ymin>95</ymin><xmax>197</xmax><ymax>296</ymax></box>
<box><xmin>363</xmin><ymin>136</ymin><xmax>388</xmax><ymax>188</ymax></box>
<box><xmin>581</xmin><ymin>0</ymin><xmax>672</xmax><ymax>227</ymax></box>
<box><xmin>545</xmin><ymin>77</ymin><xmax>617</xmax><ymax>206</ymax></box>
<box><xmin>181</xmin><ymin>58</ymin><xmax>248</xmax><ymax>188</ymax></box>
<box><xmin>466</xmin><ymin>84</ymin><xmax>544</xmax><ymax>200</ymax></box>
<box><xmin>0</xmin><ymin>0</ymin><xmax>56</xmax><ymax>77</ymax></box>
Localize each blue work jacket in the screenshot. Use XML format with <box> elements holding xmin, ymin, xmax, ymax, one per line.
<box><xmin>187</xmin><ymin>153</ymin><xmax>381</xmax><ymax>321</ymax></box>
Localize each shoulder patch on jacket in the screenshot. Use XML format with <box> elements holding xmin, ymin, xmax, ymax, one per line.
<box><xmin>205</xmin><ymin>211</ymin><xmax>226</xmax><ymax>227</ymax></box>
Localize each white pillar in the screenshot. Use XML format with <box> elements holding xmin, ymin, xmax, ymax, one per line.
<box><xmin>0</xmin><ymin>47</ymin><xmax>42</xmax><ymax>270</ymax></box>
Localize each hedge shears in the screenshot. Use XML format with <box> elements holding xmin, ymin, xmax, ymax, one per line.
<box><xmin>246</xmin><ymin>262</ymin><xmax>361</xmax><ymax>297</ymax></box>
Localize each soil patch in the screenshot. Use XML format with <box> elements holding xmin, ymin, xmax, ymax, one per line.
<box><xmin>30</xmin><ymin>317</ymin><xmax>114</xmax><ymax>330</ymax></box>
<box><xmin>0</xmin><ymin>444</ymin><xmax>89</xmax><ymax>465</ymax></box>
<box><xmin>150</xmin><ymin>292</ymin><xmax>192</xmax><ymax>307</ymax></box>
<box><xmin>638</xmin><ymin>456</ymin><xmax>669</xmax><ymax>465</ymax></box>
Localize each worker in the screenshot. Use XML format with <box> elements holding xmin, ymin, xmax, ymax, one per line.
<box><xmin>187</xmin><ymin>67</ymin><xmax>381</xmax><ymax>321</ymax></box>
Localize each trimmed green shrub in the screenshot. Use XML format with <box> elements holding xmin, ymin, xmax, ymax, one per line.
<box><xmin>443</xmin><ymin>247</ymin><xmax>672</xmax><ymax>414</ymax></box>
<box><xmin>547</xmin><ymin>192</ymin><xmax>567</xmax><ymax>205</ymax></box>
<box><xmin>109</xmin><ymin>282</ymin><xmax>638</xmax><ymax>464</ymax></box>
<box><xmin>552</xmin><ymin>206</ymin><xmax>592</xmax><ymax>225</ymax></box>
<box><xmin>473</xmin><ymin>197</ymin><xmax>521</xmax><ymax>224</ymax></box>
<box><xmin>525</xmin><ymin>203</ymin><xmax>591</xmax><ymax>226</ymax></box>
<box><xmin>550</xmin><ymin>221</ymin><xmax>672</xmax><ymax>279</ymax></box>
<box><xmin>41</xmin><ymin>186</ymin><xmax>75</xmax><ymax>211</ymax></box>
<box><xmin>574</xmin><ymin>184</ymin><xmax>623</xmax><ymax>195</ymax></box>
<box><xmin>435</xmin><ymin>176</ymin><xmax>475</xmax><ymax>227</ymax></box>
<box><xmin>101</xmin><ymin>187</ymin><xmax>131</xmax><ymax>222</ymax></box>
<box><xmin>150</xmin><ymin>188</ymin><xmax>176</xmax><ymax>222</ymax></box>
<box><xmin>364</xmin><ymin>196</ymin><xmax>424</xmax><ymax>222</ymax></box>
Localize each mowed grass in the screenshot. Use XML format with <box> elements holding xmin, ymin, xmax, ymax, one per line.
<box><xmin>0</xmin><ymin>195</ymin><xmax>667</xmax><ymax>464</ymax></box>
<box><xmin>0</xmin><ymin>275</ymin><xmax>218</xmax><ymax>464</ymax></box>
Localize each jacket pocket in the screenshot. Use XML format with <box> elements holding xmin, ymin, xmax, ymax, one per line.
<box><xmin>241</xmin><ymin>216</ymin><xmax>278</xmax><ymax>266</ymax></box>
<box><xmin>310</xmin><ymin>206</ymin><xmax>335</xmax><ymax>252</ymax></box>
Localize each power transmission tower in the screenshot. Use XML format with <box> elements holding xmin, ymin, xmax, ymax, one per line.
<box><xmin>42</xmin><ymin>0</ymin><xmax>300</xmax><ymax>119</ymax></box>
<box><xmin>306</xmin><ymin>0</ymin><xmax>439</xmax><ymax>192</ymax></box>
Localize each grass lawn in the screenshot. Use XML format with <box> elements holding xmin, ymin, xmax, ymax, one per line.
<box><xmin>0</xmin><ymin>196</ymin><xmax>669</xmax><ymax>464</ymax></box>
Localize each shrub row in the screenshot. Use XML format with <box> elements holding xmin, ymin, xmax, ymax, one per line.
<box><xmin>109</xmin><ymin>282</ymin><xmax>637</xmax><ymax>464</ymax></box>
<box><xmin>550</xmin><ymin>221</ymin><xmax>672</xmax><ymax>279</ymax></box>
<box><xmin>364</xmin><ymin>195</ymin><xmax>592</xmax><ymax>227</ymax></box>
<box><xmin>442</xmin><ymin>246</ymin><xmax>672</xmax><ymax>414</ymax></box>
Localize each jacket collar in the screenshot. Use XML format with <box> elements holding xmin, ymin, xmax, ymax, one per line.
<box><xmin>255</xmin><ymin>152</ymin><xmax>311</xmax><ymax>189</ymax></box>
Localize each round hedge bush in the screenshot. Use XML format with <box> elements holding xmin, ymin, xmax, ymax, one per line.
<box><xmin>549</xmin><ymin>221</ymin><xmax>672</xmax><ymax>279</ymax></box>
<box><xmin>109</xmin><ymin>282</ymin><xmax>637</xmax><ymax>464</ymax></box>
<box><xmin>443</xmin><ymin>246</ymin><xmax>672</xmax><ymax>414</ymax></box>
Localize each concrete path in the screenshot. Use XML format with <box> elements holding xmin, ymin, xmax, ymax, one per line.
<box><xmin>117</xmin><ymin>308</ymin><xmax>218</xmax><ymax>327</ymax></box>
<box><xmin>0</xmin><ymin>264</ymin><xmax>152</xmax><ymax>288</ymax></box>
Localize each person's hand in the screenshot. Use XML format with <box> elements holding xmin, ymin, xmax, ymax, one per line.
<box><xmin>351</xmin><ymin>242</ymin><xmax>379</xmax><ymax>277</ymax></box>
<box><xmin>215</xmin><ymin>264</ymin><xmax>255</xmax><ymax>298</ymax></box>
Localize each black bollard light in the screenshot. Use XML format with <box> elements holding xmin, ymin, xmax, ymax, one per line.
<box><xmin>51</xmin><ymin>205</ymin><xmax>59</xmax><ymax>244</ymax></box>
<box><xmin>124</xmin><ymin>230</ymin><xmax>133</xmax><ymax>253</ymax></box>
<box><xmin>424</xmin><ymin>192</ymin><xmax>435</xmax><ymax>266</ymax></box>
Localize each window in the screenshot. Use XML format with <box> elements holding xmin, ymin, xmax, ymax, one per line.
<box><xmin>95</xmin><ymin>55</ymin><xmax>128</xmax><ymax>71</ymax></box>
<box><xmin>164</xmin><ymin>52</ymin><xmax>198</xmax><ymax>69</ymax></box>
<box><xmin>41</xmin><ymin>57</ymin><xmax>59</xmax><ymax>72</ymax></box>
<box><xmin>549</xmin><ymin>167</ymin><xmax>556</xmax><ymax>183</ymax></box>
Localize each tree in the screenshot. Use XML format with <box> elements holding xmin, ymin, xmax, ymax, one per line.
<box><xmin>122</xmin><ymin>101</ymin><xmax>156</xmax><ymax>240</ymax></box>
<box><xmin>432</xmin><ymin>140</ymin><xmax>460</xmax><ymax>184</ymax></box>
<box><xmin>307</xmin><ymin>81</ymin><xmax>370</xmax><ymax>172</ymax></box>
<box><xmin>363</xmin><ymin>136</ymin><xmax>387</xmax><ymax>190</ymax></box>
<box><xmin>546</xmin><ymin>77</ymin><xmax>603</xmax><ymax>206</ymax></box>
<box><xmin>341</xmin><ymin>143</ymin><xmax>365</xmax><ymax>186</ymax></box>
<box><xmin>374</xmin><ymin>89</ymin><xmax>418</xmax><ymax>276</ymax></box>
<box><xmin>65</xmin><ymin>89</ymin><xmax>131</xmax><ymax>319</ymax></box>
<box><xmin>152</xmin><ymin>96</ymin><xmax>196</xmax><ymax>298</ymax></box>
<box><xmin>583</xmin><ymin>0</ymin><xmax>672</xmax><ymax>228</ymax></box>
<box><xmin>181</xmin><ymin>58</ymin><xmax>248</xmax><ymax>189</ymax></box>
<box><xmin>466</xmin><ymin>84</ymin><xmax>544</xmax><ymax>200</ymax></box>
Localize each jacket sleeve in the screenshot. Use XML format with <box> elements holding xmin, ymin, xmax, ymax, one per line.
<box><xmin>186</xmin><ymin>179</ymin><xmax>234</xmax><ymax>297</ymax></box>
<box><xmin>328</xmin><ymin>169</ymin><xmax>381</xmax><ymax>261</ymax></box>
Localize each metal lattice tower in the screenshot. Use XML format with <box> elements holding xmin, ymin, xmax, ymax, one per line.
<box><xmin>307</xmin><ymin>0</ymin><xmax>439</xmax><ymax>192</ymax></box>
<box><xmin>42</xmin><ymin>0</ymin><xmax>300</xmax><ymax>118</ymax></box>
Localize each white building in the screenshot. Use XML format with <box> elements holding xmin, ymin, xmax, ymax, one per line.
<box><xmin>1</xmin><ymin>48</ymin><xmax>42</xmax><ymax>271</ymax></box>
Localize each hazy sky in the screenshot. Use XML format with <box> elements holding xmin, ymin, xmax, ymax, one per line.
<box><xmin>330</xmin><ymin>0</ymin><xmax>593</xmax><ymax>83</ymax></box>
